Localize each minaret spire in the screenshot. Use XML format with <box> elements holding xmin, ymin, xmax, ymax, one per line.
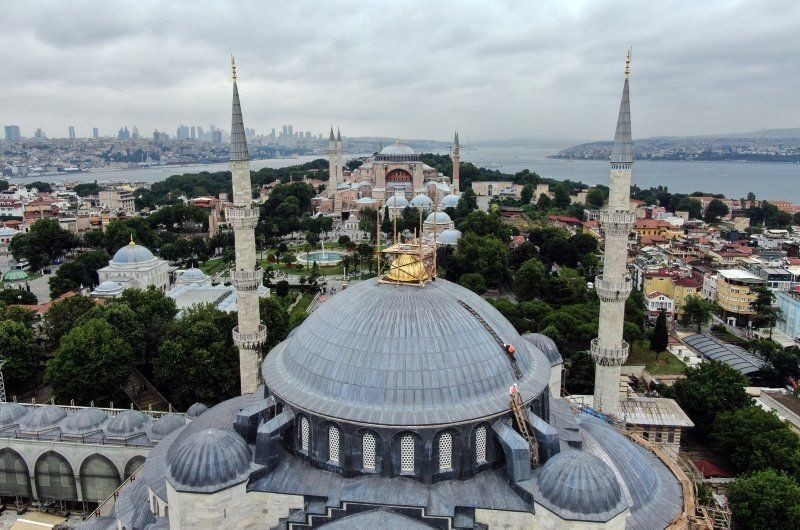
<box><xmin>328</xmin><ymin>125</ymin><xmax>338</xmax><ymax>197</ymax></box>
<box><xmin>452</xmin><ymin>130</ymin><xmax>461</xmax><ymax>194</ymax></box>
<box><xmin>225</xmin><ymin>59</ymin><xmax>266</xmax><ymax>395</ymax></box>
<box><xmin>591</xmin><ymin>52</ymin><xmax>637</xmax><ymax>416</ymax></box>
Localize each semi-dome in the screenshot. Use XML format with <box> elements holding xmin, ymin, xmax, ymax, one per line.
<box><xmin>91</xmin><ymin>280</ymin><xmax>124</xmax><ymax>297</ymax></box>
<box><xmin>437</xmin><ymin>228</ymin><xmax>462</xmax><ymax>246</ymax></box>
<box><xmin>106</xmin><ymin>410</ymin><xmax>149</xmax><ymax>436</ymax></box>
<box><xmin>60</xmin><ymin>408</ymin><xmax>108</xmax><ymax>434</ymax></box>
<box><xmin>263</xmin><ymin>278</ymin><xmax>549</xmax><ymax>426</ymax></box>
<box><xmin>186</xmin><ymin>403</ymin><xmax>208</xmax><ymax>418</ymax></box>
<box><xmin>169</xmin><ymin>428</ymin><xmax>251</xmax><ymax>490</ymax></box>
<box><xmin>2</xmin><ymin>269</ymin><xmax>29</xmax><ymax>283</ymax></box>
<box><xmin>537</xmin><ymin>451</ymin><xmax>623</xmax><ymax>516</ymax></box>
<box><xmin>385</xmin><ymin>195</ymin><xmax>409</xmax><ymax>208</ymax></box>
<box><xmin>522</xmin><ymin>333</ymin><xmax>563</xmax><ymax>366</ymax></box>
<box><xmin>111</xmin><ymin>240</ymin><xmax>156</xmax><ymax>265</ymax></box>
<box><xmin>441</xmin><ymin>194</ymin><xmax>460</xmax><ymax>208</ymax></box>
<box><xmin>410</xmin><ymin>194</ymin><xmax>433</xmax><ymax>208</ymax></box>
<box><xmin>151</xmin><ymin>413</ymin><xmax>186</xmax><ymax>438</ymax></box>
<box><xmin>18</xmin><ymin>405</ymin><xmax>67</xmax><ymax>432</ymax></box>
<box><xmin>0</xmin><ymin>402</ymin><xmax>28</xmax><ymax>427</ymax></box>
<box><xmin>379</xmin><ymin>141</ymin><xmax>415</xmax><ymax>156</ymax></box>
<box><xmin>424</xmin><ymin>211</ymin><xmax>451</xmax><ymax>224</ymax></box>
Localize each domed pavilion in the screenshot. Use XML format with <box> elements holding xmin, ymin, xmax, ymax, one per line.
<box><xmin>95</xmin><ymin>238</ymin><xmax>170</xmax><ymax>292</ymax></box>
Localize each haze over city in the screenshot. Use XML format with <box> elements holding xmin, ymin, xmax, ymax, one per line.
<box><xmin>2</xmin><ymin>0</ymin><xmax>799</xmax><ymax>142</ymax></box>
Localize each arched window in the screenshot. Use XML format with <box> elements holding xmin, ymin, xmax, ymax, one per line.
<box><xmin>362</xmin><ymin>432</ymin><xmax>376</xmax><ymax>471</ymax></box>
<box><xmin>124</xmin><ymin>455</ymin><xmax>146</xmax><ymax>480</ymax></box>
<box><xmin>35</xmin><ymin>451</ymin><xmax>77</xmax><ymax>501</ymax></box>
<box><xmin>80</xmin><ymin>454</ymin><xmax>121</xmax><ymax>502</ymax></box>
<box><xmin>300</xmin><ymin>417</ymin><xmax>310</xmax><ymax>453</ymax></box>
<box><xmin>400</xmin><ymin>435</ymin><xmax>415</xmax><ymax>473</ymax></box>
<box><xmin>475</xmin><ymin>425</ymin><xmax>487</xmax><ymax>463</ymax></box>
<box><xmin>0</xmin><ymin>448</ymin><xmax>31</xmax><ymax>498</ymax></box>
<box><xmin>328</xmin><ymin>426</ymin><xmax>340</xmax><ymax>464</ymax></box>
<box><xmin>438</xmin><ymin>432</ymin><xmax>453</xmax><ymax>471</ymax></box>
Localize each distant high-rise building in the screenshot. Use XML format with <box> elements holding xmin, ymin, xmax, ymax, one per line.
<box><xmin>177</xmin><ymin>124</ymin><xmax>190</xmax><ymax>140</ymax></box>
<box><xmin>190</xmin><ymin>126</ymin><xmax>196</xmax><ymax>139</ymax></box>
<box><xmin>270</xmin><ymin>128</ymin><xmax>276</xmax><ymax>139</ymax></box>
<box><xmin>281</xmin><ymin>125</ymin><xmax>288</xmax><ymax>137</ymax></box>
<box><xmin>132</xmin><ymin>126</ymin><xmax>140</xmax><ymax>139</ymax></box>
<box><xmin>212</xmin><ymin>129</ymin><xmax>223</xmax><ymax>143</ymax></box>
<box><xmin>287</xmin><ymin>125</ymin><xmax>294</xmax><ymax>137</ymax></box>
<box><xmin>68</xmin><ymin>126</ymin><xmax>76</xmax><ymax>139</ymax></box>
<box><xmin>118</xmin><ymin>126</ymin><xmax>131</xmax><ymax>140</ymax></box>
<box><xmin>92</xmin><ymin>127</ymin><xmax>99</xmax><ymax>139</ymax></box>
<box><xmin>4</xmin><ymin>125</ymin><xmax>21</xmax><ymax>142</ymax></box>
<box><xmin>34</xmin><ymin>128</ymin><xmax>47</xmax><ymax>140</ymax></box>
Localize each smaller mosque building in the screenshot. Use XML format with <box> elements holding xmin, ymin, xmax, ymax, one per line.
<box><xmin>95</xmin><ymin>239</ymin><xmax>170</xmax><ymax>293</ymax></box>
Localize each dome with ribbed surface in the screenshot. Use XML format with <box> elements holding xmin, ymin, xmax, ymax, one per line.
<box><xmin>111</xmin><ymin>242</ymin><xmax>156</xmax><ymax>265</ymax></box>
<box><xmin>537</xmin><ymin>451</ymin><xmax>622</xmax><ymax>516</ymax></box>
<box><xmin>522</xmin><ymin>333</ymin><xmax>563</xmax><ymax>366</ymax></box>
<box><xmin>437</xmin><ymin>228</ymin><xmax>462</xmax><ymax>246</ymax></box>
<box><xmin>263</xmin><ymin>278</ymin><xmax>549</xmax><ymax>426</ymax></box>
<box><xmin>60</xmin><ymin>408</ymin><xmax>108</xmax><ymax>434</ymax></box>
<box><xmin>424</xmin><ymin>211</ymin><xmax>451</xmax><ymax>224</ymax></box>
<box><xmin>410</xmin><ymin>194</ymin><xmax>433</xmax><ymax>208</ymax></box>
<box><xmin>169</xmin><ymin>428</ymin><xmax>251</xmax><ymax>491</ymax></box>
<box><xmin>18</xmin><ymin>405</ymin><xmax>67</xmax><ymax>432</ymax></box>
<box><xmin>0</xmin><ymin>402</ymin><xmax>28</xmax><ymax>427</ymax></box>
<box><xmin>385</xmin><ymin>195</ymin><xmax>409</xmax><ymax>208</ymax></box>
<box><xmin>186</xmin><ymin>403</ymin><xmax>208</xmax><ymax>418</ymax></box>
<box><xmin>379</xmin><ymin>141</ymin><xmax>415</xmax><ymax>156</ymax></box>
<box><xmin>106</xmin><ymin>410</ymin><xmax>149</xmax><ymax>436</ymax></box>
<box><xmin>151</xmin><ymin>414</ymin><xmax>186</xmax><ymax>438</ymax></box>
<box><xmin>2</xmin><ymin>269</ymin><xmax>29</xmax><ymax>283</ymax></box>
<box><xmin>441</xmin><ymin>194</ymin><xmax>460</xmax><ymax>208</ymax></box>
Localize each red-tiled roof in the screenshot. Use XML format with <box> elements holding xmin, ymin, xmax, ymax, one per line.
<box><xmin>694</xmin><ymin>459</ymin><xmax>730</xmax><ymax>478</ymax></box>
<box><xmin>547</xmin><ymin>214</ymin><xmax>582</xmax><ymax>224</ymax></box>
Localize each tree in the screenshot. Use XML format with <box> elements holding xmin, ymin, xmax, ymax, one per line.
<box><xmin>710</xmin><ymin>406</ymin><xmax>800</xmax><ymax>476</ymax></box>
<box><xmin>565</xmin><ymin>351</ymin><xmax>595</xmax><ymax>395</ymax></box>
<box><xmin>586</xmin><ymin>187</ymin><xmax>607</xmax><ymax>208</ymax></box>
<box><xmin>675</xmin><ymin>197</ymin><xmax>703</xmax><ymax>219</ymax></box>
<box><xmin>305</xmin><ymin>232</ymin><xmax>320</xmax><ymax>247</ymax></box>
<box><xmin>259</xmin><ymin>297</ymin><xmax>290</xmax><ymax>352</ymax></box>
<box><xmin>457</xmin><ymin>211</ymin><xmax>513</xmax><ymax>242</ymax></box>
<box><xmin>727</xmin><ymin>470</ymin><xmax>800</xmax><ymax>530</ymax></box>
<box><xmin>275</xmin><ymin>280</ymin><xmax>290</xmax><ymax>298</ymax></box>
<box><xmin>552</xmin><ymin>184</ymin><xmax>571</xmax><ymax>208</ymax></box>
<box><xmin>73</xmin><ymin>182</ymin><xmax>102</xmax><ymax>197</ymax></box>
<box><xmin>337</xmin><ymin>235</ymin><xmax>350</xmax><ymax>246</ymax></box>
<box><xmin>154</xmin><ymin>304</ymin><xmax>239</xmax><ymax>408</ymax></box>
<box><xmin>8</xmin><ymin>218</ymin><xmax>79</xmax><ymax>271</ymax></box>
<box><xmin>454</xmin><ymin>188</ymin><xmax>478</xmax><ymax>219</ymax></box>
<box><xmin>25</xmin><ymin>181</ymin><xmax>53</xmax><ymax>193</ymax></box>
<box><xmin>704</xmin><ymin>198</ymin><xmax>729</xmax><ymax>223</ymax></box>
<box><xmin>117</xmin><ymin>288</ymin><xmax>178</xmax><ymax>363</ymax></box>
<box><xmin>536</xmin><ymin>193</ymin><xmax>552</xmax><ymax>210</ymax></box>
<box><xmin>750</xmin><ymin>285</ymin><xmax>782</xmax><ymax>338</ymax></box>
<box><xmin>42</xmin><ymin>294</ymin><xmax>97</xmax><ymax>350</ymax></box>
<box><xmin>520</xmin><ymin>184</ymin><xmax>533</xmax><ymax>205</ymax></box>
<box><xmin>78</xmin><ymin>303</ymin><xmax>145</xmax><ymax>358</ymax></box>
<box><xmin>664</xmin><ymin>361</ymin><xmax>752</xmax><ymax>439</ymax></box>
<box><xmin>681</xmin><ymin>295</ymin><xmax>716</xmax><ymax>332</ymax></box>
<box><xmin>452</xmin><ymin>234</ymin><xmax>510</xmax><ymax>287</ymax></box>
<box><xmin>515</xmin><ymin>258</ymin><xmax>550</xmax><ymax>301</ymax></box>
<box><xmin>104</xmin><ymin>217</ymin><xmax>157</xmax><ymax>254</ymax></box>
<box><xmin>0</xmin><ymin>320</ymin><xmax>41</xmax><ymax>393</ymax></box>
<box><xmin>49</xmin><ymin>249</ymin><xmax>110</xmax><ymax>298</ymax></box>
<box><xmin>459</xmin><ymin>273</ymin><xmax>487</xmax><ymax>294</ymax></box>
<box><xmin>0</xmin><ymin>289</ymin><xmax>37</xmax><ymax>305</ymax></box>
<box><xmin>650</xmin><ymin>310</ymin><xmax>669</xmax><ymax>362</ymax></box>
<box><xmin>47</xmin><ymin>318</ymin><xmax>134</xmax><ymax>405</ymax></box>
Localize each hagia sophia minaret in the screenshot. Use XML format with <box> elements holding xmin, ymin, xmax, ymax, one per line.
<box><xmin>452</xmin><ymin>131</ymin><xmax>460</xmax><ymax>193</ymax></box>
<box><xmin>591</xmin><ymin>51</ymin><xmax>636</xmax><ymax>416</ymax></box>
<box><xmin>227</xmin><ymin>58</ymin><xmax>267</xmax><ymax>394</ymax></box>
<box><xmin>327</xmin><ymin>127</ymin><xmax>339</xmax><ymax>196</ymax></box>
<box><xmin>336</xmin><ymin>127</ymin><xmax>343</xmax><ymax>184</ymax></box>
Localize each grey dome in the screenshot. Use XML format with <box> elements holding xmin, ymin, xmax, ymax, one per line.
<box><xmin>0</xmin><ymin>402</ymin><xmax>28</xmax><ymax>427</ymax></box>
<box><xmin>111</xmin><ymin>242</ymin><xmax>155</xmax><ymax>265</ymax></box>
<box><xmin>379</xmin><ymin>142</ymin><xmax>415</xmax><ymax>156</ymax></box>
<box><xmin>441</xmin><ymin>194</ymin><xmax>460</xmax><ymax>208</ymax></box>
<box><xmin>437</xmin><ymin>228</ymin><xmax>462</xmax><ymax>246</ymax></box>
<box><xmin>522</xmin><ymin>333</ymin><xmax>563</xmax><ymax>366</ymax></box>
<box><xmin>92</xmin><ymin>280</ymin><xmax>123</xmax><ymax>295</ymax></box>
<box><xmin>385</xmin><ymin>195</ymin><xmax>409</xmax><ymax>208</ymax></box>
<box><xmin>169</xmin><ymin>428</ymin><xmax>251</xmax><ymax>490</ymax></box>
<box><xmin>425</xmin><ymin>211</ymin><xmax>451</xmax><ymax>224</ymax></box>
<box><xmin>538</xmin><ymin>451</ymin><xmax>622</xmax><ymax>515</ymax></box>
<box><xmin>60</xmin><ymin>408</ymin><xmax>108</xmax><ymax>434</ymax></box>
<box><xmin>180</xmin><ymin>267</ymin><xmax>207</xmax><ymax>281</ymax></box>
<box><xmin>186</xmin><ymin>403</ymin><xmax>208</xmax><ymax>418</ymax></box>
<box><xmin>410</xmin><ymin>194</ymin><xmax>433</xmax><ymax>208</ymax></box>
<box><xmin>151</xmin><ymin>414</ymin><xmax>186</xmax><ymax>438</ymax></box>
<box><xmin>18</xmin><ymin>405</ymin><xmax>67</xmax><ymax>432</ymax></box>
<box><xmin>263</xmin><ymin>278</ymin><xmax>549</xmax><ymax>426</ymax></box>
<box><xmin>106</xmin><ymin>410</ymin><xmax>149</xmax><ymax>436</ymax></box>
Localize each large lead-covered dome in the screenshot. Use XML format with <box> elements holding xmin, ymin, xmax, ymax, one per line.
<box><xmin>263</xmin><ymin>278</ymin><xmax>550</xmax><ymax>426</ymax></box>
<box><xmin>111</xmin><ymin>241</ymin><xmax>156</xmax><ymax>265</ymax></box>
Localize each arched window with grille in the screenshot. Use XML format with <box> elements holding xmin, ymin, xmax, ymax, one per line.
<box><xmin>80</xmin><ymin>454</ymin><xmax>121</xmax><ymax>503</ymax></box>
<box><xmin>0</xmin><ymin>448</ymin><xmax>31</xmax><ymax>498</ymax></box>
<box><xmin>299</xmin><ymin>416</ymin><xmax>310</xmax><ymax>453</ymax></box>
<box><xmin>438</xmin><ymin>432</ymin><xmax>453</xmax><ymax>471</ymax></box>
<box><xmin>328</xmin><ymin>425</ymin><xmax>340</xmax><ymax>464</ymax></box>
<box><xmin>475</xmin><ymin>425</ymin><xmax>487</xmax><ymax>463</ymax></box>
<box><xmin>400</xmin><ymin>435</ymin><xmax>415</xmax><ymax>473</ymax></box>
<box><xmin>362</xmin><ymin>432</ymin><xmax>376</xmax><ymax>471</ymax></box>
<box><xmin>35</xmin><ymin>451</ymin><xmax>77</xmax><ymax>501</ymax></box>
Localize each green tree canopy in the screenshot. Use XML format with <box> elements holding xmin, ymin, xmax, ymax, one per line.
<box><xmin>650</xmin><ymin>309</ymin><xmax>669</xmax><ymax>361</ymax></box>
<box><xmin>704</xmin><ymin>198</ymin><xmax>729</xmax><ymax>223</ymax></box>
<box><xmin>750</xmin><ymin>285</ymin><xmax>783</xmax><ymax>337</ymax></box>
<box><xmin>457</xmin><ymin>210</ymin><xmax>513</xmax><ymax>242</ymax></box>
<box><xmin>42</xmin><ymin>294</ymin><xmax>97</xmax><ymax>350</ymax></box>
<box><xmin>458</xmin><ymin>273</ymin><xmax>487</xmax><ymax>294</ymax></box>
<box><xmin>49</xmin><ymin>249</ymin><xmax>110</xmax><ymax>298</ymax></box>
<box><xmin>73</xmin><ymin>182</ymin><xmax>101</xmax><ymax>197</ymax></box>
<box><xmin>515</xmin><ymin>258</ymin><xmax>550</xmax><ymax>301</ymax></box>
<box><xmin>727</xmin><ymin>469</ymin><xmax>800</xmax><ymax>530</ymax></box>
<box><xmin>47</xmin><ymin>318</ymin><xmax>134</xmax><ymax>405</ymax></box>
<box><xmin>117</xmin><ymin>288</ymin><xmax>178</xmax><ymax>363</ymax></box>
<box><xmin>681</xmin><ymin>295</ymin><xmax>716</xmax><ymax>333</ymax></box>
<box><xmin>0</xmin><ymin>320</ymin><xmax>42</xmax><ymax>393</ymax></box>
<box><xmin>675</xmin><ymin>197</ymin><xmax>703</xmax><ymax>219</ymax></box>
<box><xmin>451</xmin><ymin>233</ymin><xmax>510</xmax><ymax>287</ymax></box>
<box><xmin>586</xmin><ymin>187</ymin><xmax>607</xmax><ymax>208</ymax></box>
<box><xmin>259</xmin><ymin>297</ymin><xmax>290</xmax><ymax>352</ymax></box>
<box><xmin>0</xmin><ymin>289</ymin><xmax>37</xmax><ymax>305</ymax></box>
<box><xmin>8</xmin><ymin>218</ymin><xmax>80</xmax><ymax>271</ymax></box>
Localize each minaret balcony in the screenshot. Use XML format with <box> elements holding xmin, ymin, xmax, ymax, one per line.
<box><xmin>590</xmin><ymin>338</ymin><xmax>630</xmax><ymax>367</ymax></box>
<box><xmin>594</xmin><ymin>276</ymin><xmax>632</xmax><ymax>302</ymax></box>
<box><xmin>233</xmin><ymin>324</ymin><xmax>267</xmax><ymax>350</ymax></box>
<box><xmin>225</xmin><ymin>206</ymin><xmax>259</xmax><ymax>230</ymax></box>
<box><xmin>601</xmin><ymin>210</ymin><xmax>636</xmax><ymax>237</ymax></box>
<box><xmin>230</xmin><ymin>269</ymin><xmax>263</xmax><ymax>291</ymax></box>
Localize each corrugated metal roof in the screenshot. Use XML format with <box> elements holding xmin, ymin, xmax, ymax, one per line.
<box><xmin>618</xmin><ymin>398</ymin><xmax>694</xmax><ymax>428</ymax></box>
<box><xmin>682</xmin><ymin>333</ymin><xmax>764</xmax><ymax>376</ymax></box>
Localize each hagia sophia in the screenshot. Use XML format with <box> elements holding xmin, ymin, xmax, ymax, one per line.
<box><xmin>0</xmin><ymin>54</ymin><xmax>698</xmax><ymax>529</ymax></box>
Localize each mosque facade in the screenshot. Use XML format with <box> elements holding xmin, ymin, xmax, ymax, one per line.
<box><xmin>94</xmin><ymin>239</ymin><xmax>170</xmax><ymax>294</ymax></box>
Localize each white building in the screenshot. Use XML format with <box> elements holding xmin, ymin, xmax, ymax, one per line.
<box><xmin>96</xmin><ymin>239</ymin><xmax>170</xmax><ymax>292</ymax></box>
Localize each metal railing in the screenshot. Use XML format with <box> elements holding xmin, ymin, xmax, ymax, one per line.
<box><xmin>589</xmin><ymin>338</ymin><xmax>630</xmax><ymax>366</ymax></box>
<box><xmin>232</xmin><ymin>324</ymin><xmax>268</xmax><ymax>349</ymax></box>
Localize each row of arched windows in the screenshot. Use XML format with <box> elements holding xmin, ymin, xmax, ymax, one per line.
<box><xmin>297</xmin><ymin>417</ymin><xmax>489</xmax><ymax>476</ymax></box>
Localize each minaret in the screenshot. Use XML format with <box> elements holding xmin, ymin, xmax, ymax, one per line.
<box><xmin>227</xmin><ymin>57</ymin><xmax>266</xmax><ymax>395</ymax></box>
<box><xmin>336</xmin><ymin>127</ymin><xmax>343</xmax><ymax>184</ymax></box>
<box><xmin>452</xmin><ymin>131</ymin><xmax>460</xmax><ymax>194</ymax></box>
<box><xmin>592</xmin><ymin>51</ymin><xmax>635</xmax><ymax>416</ymax></box>
<box><xmin>328</xmin><ymin>127</ymin><xmax>338</xmax><ymax>196</ymax></box>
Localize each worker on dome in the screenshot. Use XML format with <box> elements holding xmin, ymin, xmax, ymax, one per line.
<box><xmin>503</xmin><ymin>343</ymin><xmax>516</xmax><ymax>358</ymax></box>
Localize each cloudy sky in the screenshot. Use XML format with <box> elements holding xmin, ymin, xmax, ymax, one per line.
<box><xmin>2</xmin><ymin>0</ymin><xmax>798</xmax><ymax>142</ymax></box>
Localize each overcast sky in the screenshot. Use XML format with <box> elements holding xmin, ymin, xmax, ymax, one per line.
<box><xmin>2</xmin><ymin>0</ymin><xmax>798</xmax><ymax>142</ymax></box>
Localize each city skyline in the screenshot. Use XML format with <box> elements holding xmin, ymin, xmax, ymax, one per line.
<box><xmin>2</xmin><ymin>1</ymin><xmax>799</xmax><ymax>142</ymax></box>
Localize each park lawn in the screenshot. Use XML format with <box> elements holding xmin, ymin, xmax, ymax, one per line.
<box><xmin>625</xmin><ymin>340</ymin><xmax>686</xmax><ymax>375</ymax></box>
<box><xmin>200</xmin><ymin>257</ymin><xmax>230</xmax><ymax>276</ymax></box>
<box><xmin>288</xmin><ymin>292</ymin><xmax>315</xmax><ymax>328</ymax></box>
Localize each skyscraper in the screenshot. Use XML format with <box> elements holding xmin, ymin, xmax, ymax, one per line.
<box><xmin>592</xmin><ymin>51</ymin><xmax>635</xmax><ymax>416</ymax></box>
<box><xmin>191</xmin><ymin>126</ymin><xmax>196</xmax><ymax>140</ymax></box>
<box><xmin>4</xmin><ymin>126</ymin><xmax>21</xmax><ymax>142</ymax></box>
<box><xmin>226</xmin><ymin>58</ymin><xmax>266</xmax><ymax>394</ymax></box>
<box><xmin>93</xmin><ymin>127</ymin><xmax>99</xmax><ymax>139</ymax></box>
<box><xmin>68</xmin><ymin>126</ymin><xmax>76</xmax><ymax>139</ymax></box>
<box><xmin>176</xmin><ymin>125</ymin><xmax>190</xmax><ymax>140</ymax></box>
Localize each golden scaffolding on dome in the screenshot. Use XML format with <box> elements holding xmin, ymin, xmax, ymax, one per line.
<box><xmin>379</xmin><ymin>239</ymin><xmax>436</xmax><ymax>286</ymax></box>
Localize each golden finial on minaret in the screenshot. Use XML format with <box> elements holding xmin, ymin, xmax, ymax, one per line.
<box><xmin>231</xmin><ymin>55</ymin><xmax>238</xmax><ymax>82</ymax></box>
<box><xmin>625</xmin><ymin>48</ymin><xmax>632</xmax><ymax>79</ymax></box>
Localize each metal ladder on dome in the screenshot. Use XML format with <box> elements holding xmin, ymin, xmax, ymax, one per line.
<box><xmin>510</xmin><ymin>388</ymin><xmax>539</xmax><ymax>468</ymax></box>
<box><xmin>457</xmin><ymin>299</ymin><xmax>521</xmax><ymax>379</ymax></box>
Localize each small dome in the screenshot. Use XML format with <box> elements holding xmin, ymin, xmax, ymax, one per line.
<box><xmin>436</xmin><ymin>182</ymin><xmax>451</xmax><ymax>193</ymax></box>
<box><xmin>410</xmin><ymin>194</ymin><xmax>433</xmax><ymax>208</ymax></box>
<box><xmin>424</xmin><ymin>211</ymin><xmax>452</xmax><ymax>224</ymax></box>
<box><xmin>437</xmin><ymin>228</ymin><xmax>462</xmax><ymax>246</ymax></box>
<box><xmin>186</xmin><ymin>403</ymin><xmax>208</xmax><ymax>418</ymax></box>
<box><xmin>2</xmin><ymin>269</ymin><xmax>29</xmax><ymax>283</ymax></box>
<box><xmin>181</xmin><ymin>267</ymin><xmax>206</xmax><ymax>280</ymax></box>
<box><xmin>18</xmin><ymin>405</ymin><xmax>67</xmax><ymax>432</ymax></box>
<box><xmin>538</xmin><ymin>451</ymin><xmax>622</xmax><ymax>515</ymax></box>
<box><xmin>111</xmin><ymin>241</ymin><xmax>155</xmax><ymax>265</ymax></box>
<box><xmin>151</xmin><ymin>413</ymin><xmax>185</xmax><ymax>438</ymax></box>
<box><xmin>379</xmin><ymin>141</ymin><xmax>415</xmax><ymax>156</ymax></box>
<box><xmin>60</xmin><ymin>408</ymin><xmax>108</xmax><ymax>434</ymax></box>
<box><xmin>441</xmin><ymin>194</ymin><xmax>460</xmax><ymax>208</ymax></box>
<box><xmin>169</xmin><ymin>428</ymin><xmax>251</xmax><ymax>489</ymax></box>
<box><xmin>106</xmin><ymin>410</ymin><xmax>149</xmax><ymax>436</ymax></box>
<box><xmin>0</xmin><ymin>402</ymin><xmax>29</xmax><ymax>427</ymax></box>
<box><xmin>523</xmin><ymin>333</ymin><xmax>563</xmax><ymax>366</ymax></box>
<box><xmin>91</xmin><ymin>280</ymin><xmax>124</xmax><ymax>297</ymax></box>
<box><xmin>385</xmin><ymin>195</ymin><xmax>409</xmax><ymax>208</ymax></box>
